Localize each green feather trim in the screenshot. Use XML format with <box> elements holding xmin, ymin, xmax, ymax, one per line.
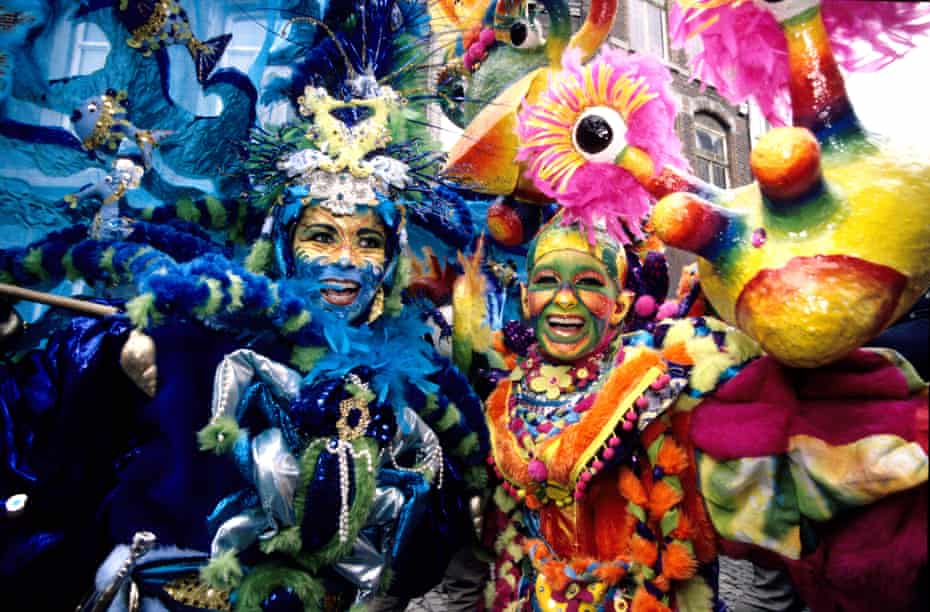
<box><xmin>384</xmin><ymin>254</ymin><xmax>409</xmax><ymax>317</ymax></box>
<box><xmin>235</xmin><ymin>562</ymin><xmax>324</xmax><ymax>612</ymax></box>
<box><xmin>244</xmin><ymin>238</ymin><xmax>273</xmax><ymax>274</ymax></box>
<box><xmin>200</xmin><ymin>549</ymin><xmax>243</xmax><ymax>589</ymax></box>
<box><xmin>419</xmin><ymin>394</ymin><xmax>439</xmax><ymax>417</ymax></box>
<box><xmin>464</xmin><ymin>464</ymin><xmax>489</xmax><ymax>491</ymax></box>
<box><xmin>99</xmin><ymin>246</ymin><xmax>117</xmax><ymax>281</ymax></box>
<box><xmin>282</xmin><ymin>310</ymin><xmax>311</xmax><ymax>335</ymax></box>
<box><xmin>194</xmin><ymin>278</ymin><xmax>224</xmax><ymax>317</ymax></box>
<box><xmin>23</xmin><ymin>247</ymin><xmax>48</xmax><ymax>281</ymax></box>
<box><xmin>204</xmin><ymin>196</ymin><xmax>228</xmax><ymax>228</ymax></box>
<box><xmin>292</xmin><ymin>438</ymin><xmax>378</xmax><ymax>573</ymax></box>
<box><xmin>141</xmin><ymin>206</ymin><xmax>155</xmax><ymax>220</ymax></box>
<box><xmin>62</xmin><ymin>249</ymin><xmax>80</xmax><ymax>281</ymax></box>
<box><xmin>226</xmin><ymin>272</ymin><xmax>244</xmax><ymax>311</ymax></box>
<box><xmin>435</xmin><ymin>402</ymin><xmax>462</xmax><ymax>432</ymax></box>
<box><xmin>454</xmin><ymin>432</ymin><xmax>479</xmax><ymax>459</ymax></box>
<box><xmin>259</xmin><ymin>525</ymin><xmax>302</xmax><ymax>556</ymax></box>
<box><xmin>125</xmin><ymin>292</ymin><xmax>163</xmax><ymax>328</ymax></box>
<box><xmin>197</xmin><ymin>416</ymin><xmax>241</xmax><ymax>454</ymax></box>
<box><xmin>291</xmin><ymin>345</ymin><xmax>327</xmax><ymax>373</ymax></box>
<box><xmin>176</xmin><ymin>196</ymin><xmax>201</xmax><ymax>223</ymax></box>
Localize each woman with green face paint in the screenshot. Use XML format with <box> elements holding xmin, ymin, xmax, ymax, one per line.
<box><xmin>522</xmin><ymin>222</ymin><xmax>633</xmax><ymax>364</ymax></box>
<box><xmin>483</xmin><ymin>217</ymin><xmax>761</xmax><ymax>611</ymax></box>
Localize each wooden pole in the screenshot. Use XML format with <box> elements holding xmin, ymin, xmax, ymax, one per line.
<box><xmin>0</xmin><ymin>282</ymin><xmax>121</xmax><ymax>318</ymax></box>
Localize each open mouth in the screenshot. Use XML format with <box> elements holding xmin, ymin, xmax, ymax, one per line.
<box><xmin>321</xmin><ymin>279</ymin><xmax>361</xmax><ymax>306</ymax></box>
<box><xmin>546</xmin><ymin>314</ymin><xmax>585</xmax><ymax>338</ymax></box>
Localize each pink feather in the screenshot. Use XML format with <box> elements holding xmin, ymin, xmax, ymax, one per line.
<box><xmin>669</xmin><ymin>0</ymin><xmax>930</xmax><ymax>125</ymax></box>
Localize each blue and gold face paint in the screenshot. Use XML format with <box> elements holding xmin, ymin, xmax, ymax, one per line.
<box><xmin>292</xmin><ymin>205</ymin><xmax>387</xmax><ymax>322</ymax></box>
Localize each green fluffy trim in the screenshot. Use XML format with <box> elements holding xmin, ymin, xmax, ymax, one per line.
<box><xmin>23</xmin><ymin>247</ymin><xmax>48</xmax><ymax>281</ymax></box>
<box><xmin>293</xmin><ymin>438</ymin><xmax>378</xmax><ymax>573</ymax></box>
<box><xmin>454</xmin><ymin>432</ymin><xmax>479</xmax><ymax>459</ymax></box>
<box><xmin>126</xmin><ymin>292</ymin><xmax>163</xmax><ymax>328</ymax></box>
<box><xmin>176</xmin><ymin>196</ymin><xmax>201</xmax><ymax>223</ymax></box>
<box><xmin>62</xmin><ymin>249</ymin><xmax>80</xmax><ymax>281</ymax></box>
<box><xmin>99</xmin><ymin>246</ymin><xmax>118</xmax><ymax>282</ymax></box>
<box><xmin>200</xmin><ymin>550</ymin><xmax>243</xmax><ymax>589</ymax></box>
<box><xmin>197</xmin><ymin>416</ymin><xmax>241</xmax><ymax>455</ymax></box>
<box><xmin>193</xmin><ymin>277</ymin><xmax>224</xmax><ymax>317</ymax></box>
<box><xmin>259</xmin><ymin>525</ymin><xmax>302</xmax><ymax>556</ymax></box>
<box><xmin>384</xmin><ymin>254</ymin><xmax>409</xmax><ymax>318</ymax></box>
<box><xmin>235</xmin><ymin>562</ymin><xmax>324</xmax><ymax>612</ymax></box>
<box><xmin>282</xmin><ymin>310</ymin><xmax>312</xmax><ymax>335</ymax></box>
<box><xmin>435</xmin><ymin>402</ymin><xmax>462</xmax><ymax>432</ymax></box>
<box><xmin>227</xmin><ymin>272</ymin><xmax>244</xmax><ymax>311</ymax></box>
<box><xmin>244</xmin><ymin>238</ymin><xmax>273</xmax><ymax>274</ymax></box>
<box><xmin>291</xmin><ymin>345</ymin><xmax>327</xmax><ymax>373</ymax></box>
<box><xmin>204</xmin><ymin>196</ymin><xmax>228</xmax><ymax>228</ymax></box>
<box><xmin>464</xmin><ymin>464</ymin><xmax>489</xmax><ymax>492</ymax></box>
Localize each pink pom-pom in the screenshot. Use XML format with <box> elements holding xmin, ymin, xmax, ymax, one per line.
<box><xmin>656</xmin><ymin>301</ymin><xmax>679</xmax><ymax>320</ymax></box>
<box><xmin>635</xmin><ymin>396</ymin><xmax>649</xmax><ymax>409</ymax></box>
<box><xmin>479</xmin><ymin>28</ymin><xmax>496</xmax><ymax>47</ymax></box>
<box><xmin>470</xmin><ymin>41</ymin><xmax>487</xmax><ymax>57</ymax></box>
<box><xmin>635</xmin><ymin>295</ymin><xmax>658</xmax><ymax>318</ymax></box>
<box><xmin>528</xmin><ymin>459</ymin><xmax>549</xmax><ymax>482</ymax></box>
<box><xmin>603</xmin><ymin>447</ymin><xmax>616</xmax><ymax>460</ymax></box>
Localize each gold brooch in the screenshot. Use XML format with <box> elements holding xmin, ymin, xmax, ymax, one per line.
<box><xmin>336</xmin><ymin>373</ymin><xmax>373</xmax><ymax>441</ymax></box>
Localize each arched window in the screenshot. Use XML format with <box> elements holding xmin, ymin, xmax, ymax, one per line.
<box><xmin>693</xmin><ymin>113</ymin><xmax>730</xmax><ymax>188</ymax></box>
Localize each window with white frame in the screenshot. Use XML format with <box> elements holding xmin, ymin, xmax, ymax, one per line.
<box><xmin>69</xmin><ymin>22</ymin><xmax>111</xmax><ymax>76</ymax></box>
<box><xmin>628</xmin><ymin>0</ymin><xmax>668</xmax><ymax>60</ymax></box>
<box><xmin>693</xmin><ymin>114</ymin><xmax>729</xmax><ymax>188</ymax></box>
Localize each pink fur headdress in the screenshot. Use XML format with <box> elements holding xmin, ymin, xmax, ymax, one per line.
<box><xmin>516</xmin><ymin>47</ymin><xmax>686</xmax><ymax>245</ymax></box>
<box><xmin>670</xmin><ymin>0</ymin><xmax>930</xmax><ymax>125</ymax></box>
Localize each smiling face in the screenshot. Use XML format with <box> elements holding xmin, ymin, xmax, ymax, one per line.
<box><xmin>291</xmin><ymin>205</ymin><xmax>388</xmax><ymax>323</ymax></box>
<box><xmin>524</xmin><ymin>248</ymin><xmax>629</xmax><ymax>363</ymax></box>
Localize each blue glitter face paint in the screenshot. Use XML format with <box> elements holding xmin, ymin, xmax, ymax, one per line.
<box><xmin>293</xmin><ymin>258</ymin><xmax>385</xmax><ymax>322</ymax></box>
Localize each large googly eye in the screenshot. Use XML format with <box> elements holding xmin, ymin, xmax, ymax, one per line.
<box><xmin>87</xmin><ymin>102</ymin><xmax>98</xmax><ymax>114</ymax></box>
<box><xmin>509</xmin><ymin>20</ymin><xmax>544</xmax><ymax>49</ymax></box>
<box><xmin>571</xmin><ymin>106</ymin><xmax>628</xmax><ymax>163</ymax></box>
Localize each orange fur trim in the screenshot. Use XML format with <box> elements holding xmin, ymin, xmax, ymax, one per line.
<box><xmin>652</xmin><ymin>576</ymin><xmax>670</xmax><ymax>592</ymax></box>
<box><xmin>542</xmin><ymin>350</ymin><xmax>663</xmax><ymax>485</ymax></box>
<box><xmin>648</xmin><ymin>479</ymin><xmax>683</xmax><ymax>521</ymax></box>
<box><xmin>661</xmin><ymin>342</ymin><xmax>694</xmax><ymax>366</ymax></box>
<box><xmin>592</xmin><ymin>563</ymin><xmax>627</xmax><ymax>585</ymax></box>
<box><xmin>618</xmin><ymin>468</ymin><xmax>648</xmax><ymax>507</ymax></box>
<box><xmin>590</xmin><ymin>480</ymin><xmax>634</xmax><ymax>559</ymax></box>
<box><xmin>661</xmin><ymin>541</ymin><xmax>698</xmax><ymax>581</ymax></box>
<box><xmin>632</xmin><ymin>587</ymin><xmax>672</xmax><ymax>612</ymax></box>
<box><xmin>486</xmin><ymin>384</ymin><xmax>531</xmax><ymax>486</ymax></box>
<box><xmin>656</xmin><ymin>438</ymin><xmax>688</xmax><ymax>475</ymax></box>
<box><xmin>671</xmin><ymin>511</ymin><xmax>694</xmax><ymax>540</ymax></box>
<box><xmin>631</xmin><ymin>534</ymin><xmax>658</xmax><ymax>567</ymax></box>
<box><xmin>542</xmin><ymin>561</ymin><xmax>570</xmax><ymax>592</ymax></box>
